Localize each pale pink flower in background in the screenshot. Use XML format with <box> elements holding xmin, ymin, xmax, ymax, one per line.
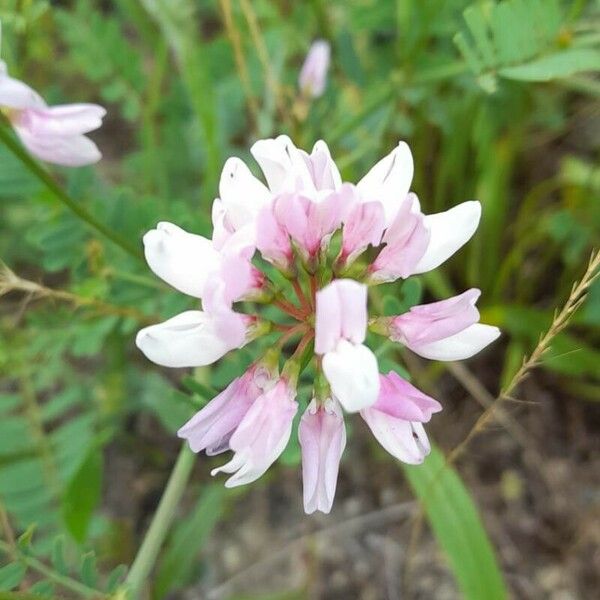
<box><xmin>0</xmin><ymin>60</ymin><xmax>105</xmax><ymax>166</ymax></box>
<box><xmin>211</xmin><ymin>379</ymin><xmax>298</xmax><ymax>487</ymax></box>
<box><xmin>138</xmin><ymin>136</ymin><xmax>499</xmax><ymax>512</ymax></box>
<box><xmin>377</xmin><ymin>288</ymin><xmax>501</xmax><ymax>360</ymax></box>
<box><xmin>361</xmin><ymin>372</ymin><xmax>442</xmax><ymax>464</ymax></box>
<box><xmin>299</xmin><ymin>40</ymin><xmax>331</xmax><ymax>98</ymax></box>
<box><xmin>299</xmin><ymin>398</ymin><xmax>346</xmax><ymax>514</ymax></box>
<box><xmin>315</xmin><ymin>279</ymin><xmax>380</xmax><ymax>412</ymax></box>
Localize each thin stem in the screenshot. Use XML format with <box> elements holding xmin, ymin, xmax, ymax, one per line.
<box><xmin>309</xmin><ymin>275</ymin><xmax>318</xmax><ymax>306</ymax></box>
<box><xmin>0</xmin><ymin>120</ymin><xmax>143</xmax><ymax>263</ymax></box>
<box><xmin>125</xmin><ymin>445</ymin><xmax>196</xmax><ymax>596</ymax></box>
<box><xmin>239</xmin><ymin>0</ymin><xmax>286</xmax><ymax>122</ymax></box>
<box><xmin>219</xmin><ymin>0</ymin><xmax>260</xmax><ymax>130</ymax></box>
<box><xmin>277</xmin><ymin>323</ymin><xmax>307</xmax><ymax>347</ymax></box>
<box><xmin>0</xmin><ymin>501</ymin><xmax>16</xmax><ymax>555</ymax></box>
<box><xmin>0</xmin><ymin>540</ymin><xmax>101</xmax><ymax>597</ymax></box>
<box><xmin>273</xmin><ymin>297</ymin><xmax>307</xmax><ymax>321</ymax></box>
<box><xmin>292</xmin><ymin>330</ymin><xmax>314</xmax><ymax>361</ymax></box>
<box><xmin>1</xmin><ymin>263</ymin><xmax>156</xmax><ymax>325</ymax></box>
<box><xmin>447</xmin><ymin>248</ymin><xmax>600</xmax><ymax>467</ymax></box>
<box><xmin>292</xmin><ymin>279</ymin><xmax>311</xmax><ymax>314</ymax></box>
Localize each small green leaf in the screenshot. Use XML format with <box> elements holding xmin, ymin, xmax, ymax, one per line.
<box><xmin>499</xmin><ymin>49</ymin><xmax>600</xmax><ymax>82</ymax></box>
<box><xmin>154</xmin><ymin>485</ymin><xmax>227</xmax><ymax>597</ymax></box>
<box><xmin>403</xmin><ymin>445</ymin><xmax>507</xmax><ymax>599</ymax></box>
<box><xmin>29</xmin><ymin>580</ymin><xmax>56</xmax><ymax>597</ymax></box>
<box><xmin>51</xmin><ymin>536</ymin><xmax>68</xmax><ymax>575</ymax></box>
<box><xmin>0</xmin><ymin>562</ymin><xmax>26</xmax><ymax>591</ymax></box>
<box><xmin>62</xmin><ymin>449</ymin><xmax>103</xmax><ymax>543</ymax></box>
<box><xmin>105</xmin><ymin>564</ymin><xmax>128</xmax><ymax>593</ymax></box>
<box><xmin>17</xmin><ymin>524</ymin><xmax>36</xmax><ymax>552</ymax></box>
<box><xmin>79</xmin><ymin>552</ymin><xmax>98</xmax><ymax>588</ymax></box>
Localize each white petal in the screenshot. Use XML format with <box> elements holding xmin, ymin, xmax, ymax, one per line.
<box><xmin>250</xmin><ymin>135</ymin><xmax>314</xmax><ymax>193</ymax></box>
<box><xmin>410</xmin><ymin>323</ymin><xmax>500</xmax><ymax>361</ymax></box>
<box><xmin>0</xmin><ymin>70</ymin><xmax>46</xmax><ymax>111</ymax></box>
<box><xmin>310</xmin><ymin>140</ymin><xmax>342</xmax><ymax>190</ymax></box>
<box><xmin>218</xmin><ymin>157</ymin><xmax>271</xmax><ymax>230</ymax></box>
<box><xmin>412</xmin><ymin>201</ymin><xmax>481</xmax><ymax>274</ymax></box>
<box><xmin>362</xmin><ymin>410</ymin><xmax>428</xmax><ymax>464</ymax></box>
<box><xmin>322</xmin><ymin>340</ymin><xmax>380</xmax><ymax>412</ymax></box>
<box><xmin>136</xmin><ymin>310</ymin><xmax>245</xmax><ymax>368</ymax></box>
<box><xmin>143</xmin><ymin>222</ymin><xmax>220</xmax><ymax>298</ymax></box>
<box><xmin>357</xmin><ymin>141</ymin><xmax>414</xmax><ymax>224</ymax></box>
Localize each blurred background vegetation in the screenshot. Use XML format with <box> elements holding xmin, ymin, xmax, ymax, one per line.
<box><xmin>0</xmin><ymin>0</ymin><xmax>598</xmax><ymax>598</ymax></box>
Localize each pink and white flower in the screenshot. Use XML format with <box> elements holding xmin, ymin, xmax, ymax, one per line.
<box><xmin>299</xmin><ymin>40</ymin><xmax>331</xmax><ymax>99</ymax></box>
<box><xmin>178</xmin><ymin>362</ymin><xmax>276</xmax><ymax>455</ymax></box>
<box><xmin>299</xmin><ymin>398</ymin><xmax>346</xmax><ymax>514</ymax></box>
<box><xmin>0</xmin><ymin>61</ymin><xmax>105</xmax><ymax>166</ymax></box>
<box><xmin>211</xmin><ymin>379</ymin><xmax>298</xmax><ymax>487</ymax></box>
<box><xmin>361</xmin><ymin>372</ymin><xmax>442</xmax><ymax>464</ymax></box>
<box><xmin>138</xmin><ymin>137</ymin><xmax>500</xmax><ymax>513</ymax></box>
<box><xmin>142</xmin><ymin>221</ymin><xmax>264</xmax><ymax>308</ymax></box>
<box><xmin>135</xmin><ymin>305</ymin><xmax>252</xmax><ymax>368</ymax></box>
<box><xmin>315</xmin><ymin>279</ymin><xmax>380</xmax><ymax>412</ymax></box>
<box><xmin>374</xmin><ymin>288</ymin><xmax>500</xmax><ymax>360</ymax></box>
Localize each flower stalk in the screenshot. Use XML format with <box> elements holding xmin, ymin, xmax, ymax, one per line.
<box><xmin>125</xmin><ymin>445</ymin><xmax>196</xmax><ymax>596</ymax></box>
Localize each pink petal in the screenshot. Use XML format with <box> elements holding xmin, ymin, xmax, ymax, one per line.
<box><xmin>306</xmin><ymin>140</ymin><xmax>341</xmax><ymax>190</ymax></box>
<box><xmin>374</xmin><ymin>372</ymin><xmax>442</xmax><ymax>422</ymax></box>
<box><xmin>341</xmin><ymin>198</ymin><xmax>385</xmax><ymax>263</ymax></box>
<box><xmin>315</xmin><ymin>279</ymin><xmax>368</xmax><ymax>353</ymax></box>
<box><xmin>361</xmin><ymin>408</ymin><xmax>431</xmax><ymax>465</ymax></box>
<box><xmin>0</xmin><ymin>63</ymin><xmax>46</xmax><ymax>110</ymax></box>
<box><xmin>18</xmin><ymin>104</ymin><xmax>106</xmax><ymax>136</ymax></box>
<box><xmin>15</xmin><ymin>127</ymin><xmax>102</xmax><ymax>166</ymax></box>
<box><xmin>211</xmin><ymin>380</ymin><xmax>298</xmax><ymax>487</ymax></box>
<box><xmin>299</xmin><ymin>398</ymin><xmax>346</xmax><ymax>514</ymax></box>
<box><xmin>390</xmin><ymin>289</ymin><xmax>481</xmax><ymax>346</ymax></box>
<box><xmin>370</xmin><ymin>194</ymin><xmax>430</xmax><ymax>282</ymax></box>
<box><xmin>299</xmin><ymin>40</ymin><xmax>331</xmax><ymax>98</ymax></box>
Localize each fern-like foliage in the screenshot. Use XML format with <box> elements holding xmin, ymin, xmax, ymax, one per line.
<box><xmin>54</xmin><ymin>0</ymin><xmax>145</xmax><ymax>120</ymax></box>
<box><xmin>0</xmin><ymin>530</ymin><xmax>127</xmax><ymax>596</ymax></box>
<box><xmin>0</xmin><ymin>384</ymin><xmax>96</xmax><ymax>545</ymax></box>
<box><xmin>454</xmin><ymin>0</ymin><xmax>600</xmax><ymax>91</ymax></box>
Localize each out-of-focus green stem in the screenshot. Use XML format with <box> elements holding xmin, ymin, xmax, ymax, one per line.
<box><xmin>0</xmin><ymin>120</ymin><xmax>144</xmax><ymax>263</ymax></box>
<box><xmin>125</xmin><ymin>445</ymin><xmax>196</xmax><ymax>597</ymax></box>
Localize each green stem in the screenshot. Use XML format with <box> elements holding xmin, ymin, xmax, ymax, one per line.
<box><xmin>125</xmin><ymin>445</ymin><xmax>196</xmax><ymax>596</ymax></box>
<box><xmin>0</xmin><ymin>540</ymin><xmax>101</xmax><ymax>597</ymax></box>
<box><xmin>0</xmin><ymin>121</ymin><xmax>143</xmax><ymax>263</ymax></box>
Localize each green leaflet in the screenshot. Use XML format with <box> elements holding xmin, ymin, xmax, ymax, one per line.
<box><xmin>62</xmin><ymin>449</ymin><xmax>103</xmax><ymax>543</ymax></box>
<box><xmin>454</xmin><ymin>0</ymin><xmax>600</xmax><ymax>90</ymax></box>
<box><xmin>0</xmin><ymin>563</ymin><xmax>26</xmax><ymax>592</ymax></box>
<box><xmin>499</xmin><ymin>49</ymin><xmax>600</xmax><ymax>82</ymax></box>
<box><xmin>403</xmin><ymin>445</ymin><xmax>507</xmax><ymax>600</ymax></box>
<box><xmin>153</xmin><ymin>485</ymin><xmax>227</xmax><ymax>598</ymax></box>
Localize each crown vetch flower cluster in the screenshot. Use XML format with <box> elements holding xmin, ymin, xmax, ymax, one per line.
<box><xmin>0</xmin><ymin>61</ymin><xmax>105</xmax><ymax>166</ymax></box>
<box><xmin>136</xmin><ymin>136</ymin><xmax>500</xmax><ymax>514</ymax></box>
